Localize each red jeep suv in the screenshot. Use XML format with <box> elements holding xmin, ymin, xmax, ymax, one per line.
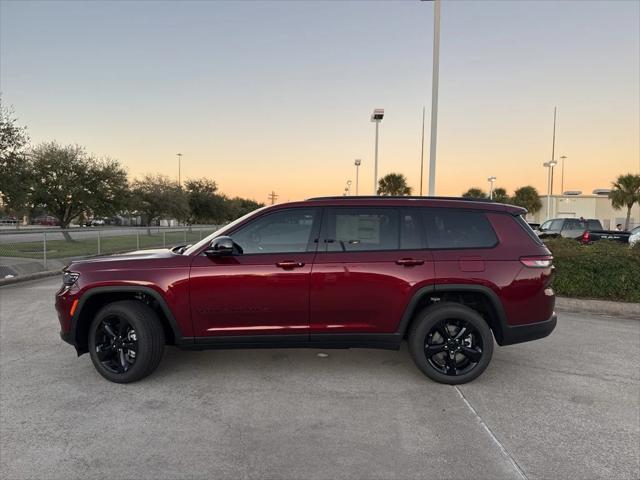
<box><xmin>56</xmin><ymin>196</ymin><xmax>556</xmax><ymax>384</ymax></box>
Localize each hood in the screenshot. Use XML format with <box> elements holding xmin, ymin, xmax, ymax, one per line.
<box><xmin>68</xmin><ymin>248</ymin><xmax>178</xmax><ymax>267</ymax></box>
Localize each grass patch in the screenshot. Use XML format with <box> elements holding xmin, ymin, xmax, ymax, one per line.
<box><xmin>0</xmin><ymin>230</ymin><xmax>210</xmax><ymax>260</ymax></box>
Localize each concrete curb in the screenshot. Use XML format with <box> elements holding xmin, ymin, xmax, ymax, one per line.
<box><xmin>555</xmin><ymin>296</ymin><xmax>640</xmax><ymax>318</ymax></box>
<box><xmin>0</xmin><ymin>269</ymin><xmax>61</xmax><ymax>287</ymax></box>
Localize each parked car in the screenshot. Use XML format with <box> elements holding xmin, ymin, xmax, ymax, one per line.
<box><xmin>85</xmin><ymin>218</ymin><xmax>106</xmax><ymax>227</ymax></box>
<box><xmin>537</xmin><ymin>218</ymin><xmax>630</xmax><ymax>244</ymax></box>
<box><xmin>629</xmin><ymin>226</ymin><xmax>640</xmax><ymax>247</ymax></box>
<box><xmin>32</xmin><ymin>215</ymin><xmax>59</xmax><ymax>226</ymax></box>
<box><xmin>56</xmin><ymin>196</ymin><xmax>556</xmax><ymax>384</ymax></box>
<box><xmin>0</xmin><ymin>216</ymin><xmax>18</xmax><ymax>225</ymax></box>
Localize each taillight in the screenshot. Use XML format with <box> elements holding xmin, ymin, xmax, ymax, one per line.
<box><xmin>581</xmin><ymin>230</ymin><xmax>590</xmax><ymax>243</ymax></box>
<box><xmin>520</xmin><ymin>256</ymin><xmax>553</xmax><ymax>268</ymax></box>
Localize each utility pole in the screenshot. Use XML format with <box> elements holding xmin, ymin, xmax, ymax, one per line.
<box><xmin>268</xmin><ymin>191</ymin><xmax>278</xmax><ymax>205</ymax></box>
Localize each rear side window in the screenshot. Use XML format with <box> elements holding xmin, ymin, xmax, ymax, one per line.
<box><xmin>422</xmin><ymin>208</ymin><xmax>497</xmax><ymax>249</ymax></box>
<box><xmin>586</xmin><ymin>220</ymin><xmax>601</xmax><ymax>230</ymax></box>
<box><xmin>324</xmin><ymin>208</ymin><xmax>399</xmax><ymax>251</ymax></box>
<box><xmin>514</xmin><ymin>214</ymin><xmax>544</xmax><ymax>245</ymax></box>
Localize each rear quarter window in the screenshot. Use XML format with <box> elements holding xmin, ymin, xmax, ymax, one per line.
<box><xmin>422</xmin><ymin>208</ymin><xmax>497</xmax><ymax>249</ymax></box>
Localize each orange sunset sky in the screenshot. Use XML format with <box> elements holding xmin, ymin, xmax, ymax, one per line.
<box><xmin>1</xmin><ymin>0</ymin><xmax>638</xmax><ymax>204</ymax></box>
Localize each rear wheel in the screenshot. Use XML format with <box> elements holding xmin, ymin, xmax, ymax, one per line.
<box><xmin>88</xmin><ymin>300</ymin><xmax>165</xmax><ymax>383</ymax></box>
<box><xmin>408</xmin><ymin>302</ymin><xmax>493</xmax><ymax>384</ymax></box>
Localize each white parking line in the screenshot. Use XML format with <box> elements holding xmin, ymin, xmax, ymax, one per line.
<box><xmin>455</xmin><ymin>386</ymin><xmax>528</xmax><ymax>480</ymax></box>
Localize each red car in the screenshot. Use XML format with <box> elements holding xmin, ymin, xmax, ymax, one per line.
<box><xmin>56</xmin><ymin>196</ymin><xmax>556</xmax><ymax>384</ymax></box>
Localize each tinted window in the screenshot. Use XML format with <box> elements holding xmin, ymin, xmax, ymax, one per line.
<box><xmin>586</xmin><ymin>220</ymin><xmax>601</xmax><ymax>230</ymax></box>
<box><xmin>549</xmin><ymin>219</ymin><xmax>564</xmax><ymax>231</ymax></box>
<box><xmin>400</xmin><ymin>209</ymin><xmax>424</xmax><ymax>250</ymax></box>
<box><xmin>515</xmin><ymin>215</ymin><xmax>543</xmax><ymax>245</ymax></box>
<box><xmin>231</xmin><ymin>208</ymin><xmax>317</xmax><ymax>254</ymax></box>
<box><xmin>324</xmin><ymin>208</ymin><xmax>399</xmax><ymax>252</ymax></box>
<box><xmin>422</xmin><ymin>209</ymin><xmax>497</xmax><ymax>249</ymax></box>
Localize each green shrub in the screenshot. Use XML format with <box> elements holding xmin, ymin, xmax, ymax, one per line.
<box><xmin>545</xmin><ymin>238</ymin><xmax>640</xmax><ymax>303</ymax></box>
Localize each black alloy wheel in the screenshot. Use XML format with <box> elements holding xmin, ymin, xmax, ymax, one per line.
<box><xmin>424</xmin><ymin>318</ymin><xmax>484</xmax><ymax>376</ymax></box>
<box><xmin>94</xmin><ymin>314</ymin><xmax>139</xmax><ymax>374</ymax></box>
<box><xmin>409</xmin><ymin>302</ymin><xmax>494</xmax><ymax>384</ymax></box>
<box><xmin>88</xmin><ymin>300</ymin><xmax>165</xmax><ymax>383</ymax></box>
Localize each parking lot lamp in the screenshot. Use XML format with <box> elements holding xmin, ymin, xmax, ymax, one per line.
<box><xmin>354</xmin><ymin>159</ymin><xmax>362</xmax><ymax>195</ymax></box>
<box><xmin>487</xmin><ymin>176</ymin><xmax>496</xmax><ymax>199</ymax></box>
<box><xmin>371</xmin><ymin>109</ymin><xmax>384</xmax><ymax>194</ymax></box>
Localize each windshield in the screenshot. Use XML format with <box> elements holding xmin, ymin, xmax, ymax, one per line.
<box><xmin>183</xmin><ymin>206</ymin><xmax>269</xmax><ymax>256</ymax></box>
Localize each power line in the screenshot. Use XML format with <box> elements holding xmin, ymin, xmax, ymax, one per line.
<box><xmin>268</xmin><ymin>191</ymin><xmax>278</xmax><ymax>205</ymax></box>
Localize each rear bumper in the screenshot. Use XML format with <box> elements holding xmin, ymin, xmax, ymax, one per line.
<box><xmin>499</xmin><ymin>313</ymin><xmax>557</xmax><ymax>346</ymax></box>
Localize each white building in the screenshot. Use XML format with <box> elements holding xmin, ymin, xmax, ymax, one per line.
<box><xmin>530</xmin><ymin>190</ymin><xmax>639</xmax><ymax>230</ymax></box>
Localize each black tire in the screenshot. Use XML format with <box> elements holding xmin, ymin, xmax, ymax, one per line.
<box><xmin>408</xmin><ymin>302</ymin><xmax>494</xmax><ymax>385</ymax></box>
<box><xmin>88</xmin><ymin>300</ymin><xmax>165</xmax><ymax>383</ymax></box>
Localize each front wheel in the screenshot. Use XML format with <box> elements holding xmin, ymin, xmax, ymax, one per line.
<box><xmin>408</xmin><ymin>302</ymin><xmax>494</xmax><ymax>384</ymax></box>
<box><xmin>88</xmin><ymin>300</ymin><xmax>165</xmax><ymax>383</ymax></box>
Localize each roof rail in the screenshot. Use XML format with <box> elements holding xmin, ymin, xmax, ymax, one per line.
<box><xmin>305</xmin><ymin>195</ymin><xmax>493</xmax><ymax>202</ymax></box>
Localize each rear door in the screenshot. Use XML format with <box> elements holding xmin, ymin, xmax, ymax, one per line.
<box><xmin>309</xmin><ymin>206</ymin><xmax>434</xmax><ymax>334</ymax></box>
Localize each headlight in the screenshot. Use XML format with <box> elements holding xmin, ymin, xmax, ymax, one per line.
<box><xmin>62</xmin><ymin>271</ymin><xmax>80</xmax><ymax>287</ymax></box>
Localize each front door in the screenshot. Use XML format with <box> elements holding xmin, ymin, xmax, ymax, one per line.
<box><xmin>190</xmin><ymin>208</ymin><xmax>320</xmax><ymax>338</ymax></box>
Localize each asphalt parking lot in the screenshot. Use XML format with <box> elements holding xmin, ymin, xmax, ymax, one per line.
<box><xmin>1</xmin><ymin>277</ymin><xmax>639</xmax><ymax>480</ymax></box>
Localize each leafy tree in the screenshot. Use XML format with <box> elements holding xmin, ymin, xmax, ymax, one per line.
<box><xmin>30</xmin><ymin>142</ymin><xmax>129</xmax><ymax>238</ymax></box>
<box><xmin>225</xmin><ymin>197</ymin><xmax>264</xmax><ymax>220</ymax></box>
<box><xmin>491</xmin><ymin>187</ymin><xmax>509</xmax><ymax>203</ymax></box>
<box><xmin>609</xmin><ymin>173</ymin><xmax>640</xmax><ymax>230</ymax></box>
<box><xmin>184</xmin><ymin>178</ymin><xmax>228</xmax><ymax>224</ymax></box>
<box><xmin>461</xmin><ymin>188</ymin><xmax>487</xmax><ymax>199</ymax></box>
<box><xmin>377</xmin><ymin>173</ymin><xmax>412</xmax><ymax>196</ymax></box>
<box><xmin>0</xmin><ymin>99</ymin><xmax>31</xmax><ymax>222</ymax></box>
<box><xmin>511</xmin><ymin>186</ymin><xmax>542</xmax><ymax>215</ymax></box>
<box><xmin>130</xmin><ymin>174</ymin><xmax>189</xmax><ymax>233</ymax></box>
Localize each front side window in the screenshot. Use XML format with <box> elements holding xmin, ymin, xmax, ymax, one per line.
<box><xmin>549</xmin><ymin>219</ymin><xmax>564</xmax><ymax>231</ymax></box>
<box><xmin>230</xmin><ymin>208</ymin><xmax>318</xmax><ymax>254</ymax></box>
<box><xmin>324</xmin><ymin>208</ymin><xmax>400</xmax><ymax>252</ymax></box>
<box><xmin>422</xmin><ymin>208</ymin><xmax>497</xmax><ymax>249</ymax></box>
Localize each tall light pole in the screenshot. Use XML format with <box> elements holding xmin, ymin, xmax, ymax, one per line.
<box><xmin>550</xmin><ymin>107</ymin><xmax>557</xmax><ymax>195</ymax></box>
<box><xmin>560</xmin><ymin>155</ymin><xmax>567</xmax><ymax>194</ymax></box>
<box><xmin>487</xmin><ymin>176</ymin><xmax>496</xmax><ymax>199</ymax></box>
<box><xmin>354</xmin><ymin>159</ymin><xmax>362</xmax><ymax>195</ymax></box>
<box><xmin>346</xmin><ymin>180</ymin><xmax>352</xmax><ymax>196</ymax></box>
<box><xmin>371</xmin><ymin>109</ymin><xmax>384</xmax><ymax>195</ymax></box>
<box><xmin>543</xmin><ymin>160</ymin><xmax>557</xmax><ymax>220</ymax></box>
<box><xmin>176</xmin><ymin>153</ymin><xmax>183</xmax><ymax>187</ymax></box>
<box><xmin>427</xmin><ymin>0</ymin><xmax>441</xmax><ymax>196</ymax></box>
<box><xmin>419</xmin><ymin>106</ymin><xmax>426</xmax><ymax>195</ymax></box>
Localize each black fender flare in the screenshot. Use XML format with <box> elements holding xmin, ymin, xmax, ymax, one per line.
<box><xmin>69</xmin><ymin>286</ymin><xmax>185</xmax><ymax>351</ymax></box>
<box><xmin>395</xmin><ymin>284</ymin><xmax>508</xmax><ymax>344</ymax></box>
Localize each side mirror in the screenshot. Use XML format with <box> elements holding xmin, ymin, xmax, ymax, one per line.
<box><xmin>204</xmin><ymin>236</ymin><xmax>235</xmax><ymax>256</ymax></box>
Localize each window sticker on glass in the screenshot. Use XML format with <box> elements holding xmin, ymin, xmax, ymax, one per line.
<box><xmin>336</xmin><ymin>215</ymin><xmax>381</xmax><ymax>244</ymax></box>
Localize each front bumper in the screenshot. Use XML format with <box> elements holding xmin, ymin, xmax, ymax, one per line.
<box><xmin>499</xmin><ymin>312</ymin><xmax>557</xmax><ymax>346</ymax></box>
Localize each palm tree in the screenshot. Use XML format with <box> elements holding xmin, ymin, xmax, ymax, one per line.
<box><xmin>491</xmin><ymin>187</ymin><xmax>510</xmax><ymax>203</ymax></box>
<box><xmin>461</xmin><ymin>188</ymin><xmax>487</xmax><ymax>199</ymax></box>
<box><xmin>377</xmin><ymin>173</ymin><xmax>412</xmax><ymax>196</ymax></box>
<box><xmin>511</xmin><ymin>186</ymin><xmax>542</xmax><ymax>215</ymax></box>
<box><xmin>609</xmin><ymin>173</ymin><xmax>640</xmax><ymax>230</ymax></box>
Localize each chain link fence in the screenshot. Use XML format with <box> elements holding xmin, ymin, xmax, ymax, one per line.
<box><xmin>0</xmin><ymin>225</ymin><xmax>220</xmax><ymax>278</ymax></box>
